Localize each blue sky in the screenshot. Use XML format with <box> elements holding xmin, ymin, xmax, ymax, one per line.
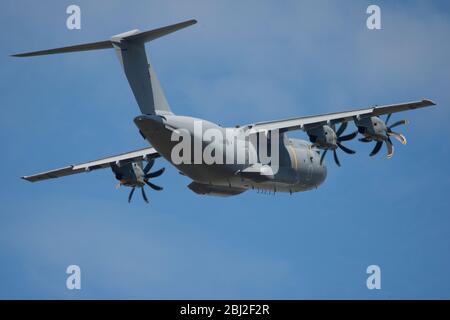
<box><xmin>1</xmin><ymin>0</ymin><xmax>450</xmax><ymax>299</ymax></box>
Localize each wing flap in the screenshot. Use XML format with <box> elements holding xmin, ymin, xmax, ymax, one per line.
<box><xmin>22</xmin><ymin>147</ymin><xmax>160</xmax><ymax>183</ymax></box>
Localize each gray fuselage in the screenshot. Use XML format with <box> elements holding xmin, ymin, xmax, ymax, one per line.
<box><xmin>134</xmin><ymin>114</ymin><xmax>327</xmax><ymax>196</ymax></box>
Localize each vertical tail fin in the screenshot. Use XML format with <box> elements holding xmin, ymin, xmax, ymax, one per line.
<box><xmin>12</xmin><ymin>19</ymin><xmax>197</xmax><ymax>115</ymax></box>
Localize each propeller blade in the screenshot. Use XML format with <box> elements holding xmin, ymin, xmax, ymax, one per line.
<box><xmin>370</xmin><ymin>141</ymin><xmax>383</xmax><ymax>156</ymax></box>
<box><xmin>141</xmin><ymin>187</ymin><xmax>149</xmax><ymax>203</ymax></box>
<box><xmin>143</xmin><ymin>159</ymin><xmax>155</xmax><ymax>174</ymax></box>
<box><xmin>337</xmin><ymin>142</ymin><xmax>356</xmax><ymax>154</ymax></box>
<box><xmin>333</xmin><ymin>149</ymin><xmax>341</xmax><ymax>167</ymax></box>
<box><xmin>386</xmin><ymin>138</ymin><xmax>394</xmax><ymax>159</ymax></box>
<box><xmin>320</xmin><ymin>150</ymin><xmax>327</xmax><ymax>165</ymax></box>
<box><xmin>338</xmin><ymin>131</ymin><xmax>358</xmax><ymax>142</ymax></box>
<box><xmin>388</xmin><ymin>120</ymin><xmax>408</xmax><ymax>129</ymax></box>
<box><xmin>145</xmin><ymin>167</ymin><xmax>165</xmax><ymax>179</ymax></box>
<box><xmin>359</xmin><ymin>137</ymin><xmax>372</xmax><ymax>143</ymax></box>
<box><xmin>335</xmin><ymin>122</ymin><xmax>348</xmax><ymax>137</ymax></box>
<box><xmin>128</xmin><ymin>187</ymin><xmax>136</xmax><ymax>203</ymax></box>
<box><xmin>388</xmin><ymin>131</ymin><xmax>407</xmax><ymax>145</ymax></box>
<box><xmin>145</xmin><ymin>180</ymin><xmax>163</xmax><ymax>191</ymax></box>
<box><xmin>386</xmin><ymin>113</ymin><xmax>392</xmax><ymax>125</ymax></box>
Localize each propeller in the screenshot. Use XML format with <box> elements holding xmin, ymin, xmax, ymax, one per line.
<box><xmin>126</xmin><ymin>159</ymin><xmax>165</xmax><ymax>203</ymax></box>
<box><xmin>141</xmin><ymin>187</ymin><xmax>149</xmax><ymax>203</ymax></box>
<box><xmin>144</xmin><ymin>164</ymin><xmax>165</xmax><ymax>191</ymax></box>
<box><xmin>320</xmin><ymin>122</ymin><xmax>357</xmax><ymax>166</ymax></box>
<box><xmin>128</xmin><ymin>187</ymin><xmax>136</xmax><ymax>203</ymax></box>
<box><xmin>369</xmin><ymin>114</ymin><xmax>408</xmax><ymax>158</ymax></box>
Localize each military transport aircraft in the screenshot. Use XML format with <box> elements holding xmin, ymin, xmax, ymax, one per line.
<box><xmin>14</xmin><ymin>19</ymin><xmax>436</xmax><ymax>202</ymax></box>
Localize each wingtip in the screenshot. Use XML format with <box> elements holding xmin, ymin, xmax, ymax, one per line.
<box><xmin>423</xmin><ymin>99</ymin><xmax>436</xmax><ymax>106</ymax></box>
<box><xmin>11</xmin><ymin>52</ymin><xmax>35</xmax><ymax>57</ymax></box>
<box><xmin>177</xmin><ymin>19</ymin><xmax>197</xmax><ymax>26</ymax></box>
<box><xmin>183</xmin><ymin>19</ymin><xmax>198</xmax><ymax>27</ymax></box>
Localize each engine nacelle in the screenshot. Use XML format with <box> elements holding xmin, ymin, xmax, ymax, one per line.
<box><xmin>355</xmin><ymin>116</ymin><xmax>388</xmax><ymax>141</ymax></box>
<box><xmin>111</xmin><ymin>162</ymin><xmax>145</xmax><ymax>187</ymax></box>
<box><xmin>306</xmin><ymin>125</ymin><xmax>337</xmax><ymax>149</ymax></box>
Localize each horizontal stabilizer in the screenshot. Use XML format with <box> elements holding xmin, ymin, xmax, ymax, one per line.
<box><xmin>115</xmin><ymin>19</ymin><xmax>197</xmax><ymax>44</ymax></box>
<box><xmin>12</xmin><ymin>19</ymin><xmax>198</xmax><ymax>115</ymax></box>
<box><xmin>11</xmin><ymin>40</ymin><xmax>113</xmax><ymax>57</ymax></box>
<box><xmin>11</xmin><ymin>19</ymin><xmax>197</xmax><ymax>57</ymax></box>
